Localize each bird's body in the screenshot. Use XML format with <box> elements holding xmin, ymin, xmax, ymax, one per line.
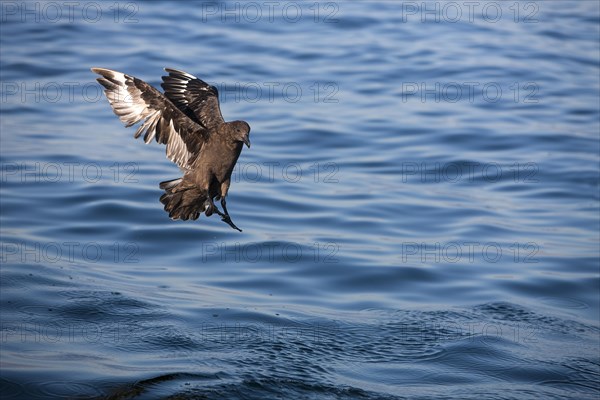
<box><xmin>91</xmin><ymin>67</ymin><xmax>250</xmax><ymax>231</ymax></box>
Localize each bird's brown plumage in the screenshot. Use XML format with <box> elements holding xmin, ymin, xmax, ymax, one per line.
<box><xmin>91</xmin><ymin>67</ymin><xmax>250</xmax><ymax>231</ymax></box>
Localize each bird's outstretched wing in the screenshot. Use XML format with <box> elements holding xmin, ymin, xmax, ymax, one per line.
<box><xmin>91</xmin><ymin>67</ymin><xmax>208</xmax><ymax>169</ymax></box>
<box><xmin>161</xmin><ymin>68</ymin><xmax>225</xmax><ymax>130</ymax></box>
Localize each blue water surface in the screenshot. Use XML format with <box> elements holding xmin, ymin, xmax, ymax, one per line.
<box><xmin>1</xmin><ymin>1</ymin><xmax>599</xmax><ymax>399</ymax></box>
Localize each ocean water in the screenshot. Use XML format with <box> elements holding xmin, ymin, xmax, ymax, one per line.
<box><xmin>1</xmin><ymin>1</ymin><xmax>599</xmax><ymax>398</ymax></box>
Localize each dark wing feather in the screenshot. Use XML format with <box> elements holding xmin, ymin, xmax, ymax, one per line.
<box><xmin>91</xmin><ymin>67</ymin><xmax>208</xmax><ymax>169</ymax></box>
<box><xmin>161</xmin><ymin>68</ymin><xmax>225</xmax><ymax>130</ymax></box>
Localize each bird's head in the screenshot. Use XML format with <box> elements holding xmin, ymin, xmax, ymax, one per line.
<box><xmin>230</xmin><ymin>120</ymin><xmax>251</xmax><ymax>148</ymax></box>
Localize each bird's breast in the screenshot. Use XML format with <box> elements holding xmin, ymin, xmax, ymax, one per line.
<box><xmin>193</xmin><ymin>141</ymin><xmax>243</xmax><ymax>185</ymax></box>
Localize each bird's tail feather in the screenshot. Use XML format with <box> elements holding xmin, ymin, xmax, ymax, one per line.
<box><xmin>159</xmin><ymin>178</ymin><xmax>207</xmax><ymax>221</ymax></box>
<box><xmin>159</xmin><ymin>178</ymin><xmax>183</xmax><ymax>191</ymax></box>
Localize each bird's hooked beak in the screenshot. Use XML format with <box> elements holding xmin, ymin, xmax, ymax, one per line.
<box><xmin>243</xmin><ymin>136</ymin><xmax>251</xmax><ymax>148</ymax></box>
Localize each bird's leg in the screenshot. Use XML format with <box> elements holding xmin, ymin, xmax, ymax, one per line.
<box><xmin>219</xmin><ymin>197</ymin><xmax>242</xmax><ymax>232</ymax></box>
<box><xmin>218</xmin><ymin>197</ymin><xmax>242</xmax><ymax>232</ymax></box>
<box><xmin>205</xmin><ymin>197</ymin><xmax>242</xmax><ymax>232</ymax></box>
<box><xmin>220</xmin><ymin>197</ymin><xmax>230</xmax><ymax>217</ymax></box>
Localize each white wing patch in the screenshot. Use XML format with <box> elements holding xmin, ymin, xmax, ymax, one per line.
<box><xmin>165</xmin><ymin>119</ymin><xmax>191</xmax><ymax>167</ymax></box>
<box><xmin>102</xmin><ymin>70</ymin><xmax>147</xmax><ymax>127</ymax></box>
<box><xmin>93</xmin><ymin>67</ymin><xmax>195</xmax><ymax>169</ymax></box>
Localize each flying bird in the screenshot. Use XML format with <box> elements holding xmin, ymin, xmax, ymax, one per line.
<box><xmin>91</xmin><ymin>67</ymin><xmax>250</xmax><ymax>231</ymax></box>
